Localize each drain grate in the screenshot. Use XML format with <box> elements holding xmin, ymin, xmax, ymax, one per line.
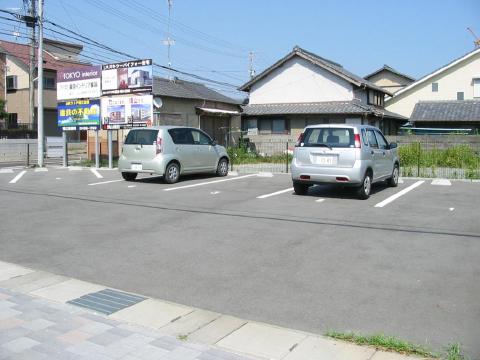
<box><xmin>67</xmin><ymin>288</ymin><xmax>146</xmax><ymax>315</ymax></box>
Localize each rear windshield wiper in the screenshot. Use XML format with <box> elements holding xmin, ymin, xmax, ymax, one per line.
<box><xmin>305</xmin><ymin>143</ymin><xmax>332</xmax><ymax>150</ymax></box>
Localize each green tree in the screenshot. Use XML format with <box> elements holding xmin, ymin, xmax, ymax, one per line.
<box><xmin>0</xmin><ymin>99</ymin><xmax>7</xmax><ymax>120</ymax></box>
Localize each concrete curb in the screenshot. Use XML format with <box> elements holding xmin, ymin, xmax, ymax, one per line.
<box><xmin>0</xmin><ymin>260</ymin><xmax>431</xmax><ymax>360</ymax></box>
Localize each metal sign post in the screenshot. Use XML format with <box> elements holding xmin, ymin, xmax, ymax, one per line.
<box><xmin>62</xmin><ymin>130</ymin><xmax>68</xmax><ymax>167</ymax></box>
<box><xmin>107</xmin><ymin>129</ymin><xmax>113</xmax><ymax>169</ymax></box>
<box><xmin>95</xmin><ymin>129</ymin><xmax>100</xmax><ymax>168</ymax></box>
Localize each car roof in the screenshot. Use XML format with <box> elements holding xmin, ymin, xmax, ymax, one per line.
<box><xmin>128</xmin><ymin>126</ymin><xmax>191</xmax><ymax>130</ymax></box>
<box><xmin>304</xmin><ymin>124</ymin><xmax>379</xmax><ymax>131</ymax></box>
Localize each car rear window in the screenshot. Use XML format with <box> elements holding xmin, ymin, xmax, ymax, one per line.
<box><xmin>302</xmin><ymin>128</ymin><xmax>355</xmax><ymax>148</ymax></box>
<box><xmin>124</xmin><ymin>130</ymin><xmax>158</xmax><ymax>145</ymax></box>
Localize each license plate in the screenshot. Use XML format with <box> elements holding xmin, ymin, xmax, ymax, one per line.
<box><xmin>314</xmin><ymin>156</ymin><xmax>337</xmax><ymax>165</ymax></box>
<box><xmin>131</xmin><ymin>163</ymin><xmax>142</xmax><ymax>171</ymax></box>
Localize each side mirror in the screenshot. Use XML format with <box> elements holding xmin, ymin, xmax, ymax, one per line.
<box><xmin>210</xmin><ymin>138</ymin><xmax>217</xmax><ymax>146</ymax></box>
<box><xmin>389</xmin><ymin>142</ymin><xmax>398</xmax><ymax>149</ymax></box>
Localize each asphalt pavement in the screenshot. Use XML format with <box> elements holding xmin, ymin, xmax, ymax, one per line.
<box><xmin>0</xmin><ymin>167</ymin><xmax>479</xmax><ymax>358</ymax></box>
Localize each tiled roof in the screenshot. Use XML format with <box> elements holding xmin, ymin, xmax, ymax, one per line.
<box><xmin>410</xmin><ymin>100</ymin><xmax>480</xmax><ymax>122</ymax></box>
<box><xmin>364</xmin><ymin>64</ymin><xmax>415</xmax><ymax>82</ymax></box>
<box><xmin>0</xmin><ymin>39</ymin><xmax>90</xmax><ymax>71</ymax></box>
<box><xmin>153</xmin><ymin>77</ymin><xmax>241</xmax><ymax>104</ymax></box>
<box><xmin>242</xmin><ymin>101</ymin><xmax>407</xmax><ymax>120</ymax></box>
<box><xmin>239</xmin><ymin>46</ymin><xmax>392</xmax><ymax>96</ymax></box>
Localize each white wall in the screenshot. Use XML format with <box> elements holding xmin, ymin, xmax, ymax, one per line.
<box><xmin>386</xmin><ymin>52</ymin><xmax>480</xmax><ymax>118</ymax></box>
<box><xmin>6</xmin><ymin>57</ymin><xmax>29</xmax><ymax>89</ymax></box>
<box><xmin>248</xmin><ymin>57</ymin><xmax>354</xmax><ymax>104</ymax></box>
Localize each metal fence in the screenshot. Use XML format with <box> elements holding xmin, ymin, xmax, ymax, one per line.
<box><xmin>230</xmin><ymin>137</ymin><xmax>480</xmax><ymax>179</ymax></box>
<box><xmin>0</xmin><ymin>140</ymin><xmax>87</xmax><ymax>167</ymax></box>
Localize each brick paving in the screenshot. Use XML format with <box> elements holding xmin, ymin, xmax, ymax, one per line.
<box><xmin>0</xmin><ymin>288</ymin><xmax>253</xmax><ymax>360</ymax></box>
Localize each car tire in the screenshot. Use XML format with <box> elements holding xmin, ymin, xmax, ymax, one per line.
<box><xmin>293</xmin><ymin>182</ymin><xmax>309</xmax><ymax>195</ymax></box>
<box><xmin>216</xmin><ymin>158</ymin><xmax>228</xmax><ymax>177</ymax></box>
<box><xmin>388</xmin><ymin>164</ymin><xmax>399</xmax><ymax>187</ymax></box>
<box><xmin>121</xmin><ymin>172</ymin><xmax>137</xmax><ymax>181</ymax></box>
<box><xmin>357</xmin><ymin>172</ymin><xmax>372</xmax><ymax>200</ymax></box>
<box><xmin>164</xmin><ymin>162</ymin><xmax>180</xmax><ymax>184</ymax></box>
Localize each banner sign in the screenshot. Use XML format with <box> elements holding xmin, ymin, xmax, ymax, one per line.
<box><xmin>101</xmin><ymin>59</ymin><xmax>153</xmax><ymax>96</ymax></box>
<box><xmin>101</xmin><ymin>95</ymin><xmax>153</xmax><ymax>129</ymax></box>
<box><xmin>57</xmin><ymin>99</ymin><xmax>101</xmax><ymax>130</ymax></box>
<box><xmin>57</xmin><ymin>66</ymin><xmax>101</xmax><ymax>100</ymax></box>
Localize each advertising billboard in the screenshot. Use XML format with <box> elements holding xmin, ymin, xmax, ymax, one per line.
<box><xmin>101</xmin><ymin>94</ymin><xmax>153</xmax><ymax>129</ymax></box>
<box><xmin>101</xmin><ymin>59</ymin><xmax>153</xmax><ymax>96</ymax></box>
<box><xmin>57</xmin><ymin>99</ymin><xmax>101</xmax><ymax>130</ymax></box>
<box><xmin>57</xmin><ymin>66</ymin><xmax>101</xmax><ymax>100</ymax></box>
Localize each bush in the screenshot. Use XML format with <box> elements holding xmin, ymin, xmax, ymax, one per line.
<box><xmin>399</xmin><ymin>143</ymin><xmax>479</xmax><ymax>169</ymax></box>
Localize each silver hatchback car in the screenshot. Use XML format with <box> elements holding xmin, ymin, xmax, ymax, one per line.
<box><xmin>291</xmin><ymin>124</ymin><xmax>399</xmax><ymax>199</ymax></box>
<box><xmin>118</xmin><ymin>126</ymin><xmax>229</xmax><ymax>183</ymax></box>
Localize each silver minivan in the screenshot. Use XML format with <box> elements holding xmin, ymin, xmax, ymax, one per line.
<box><xmin>118</xmin><ymin>126</ymin><xmax>229</xmax><ymax>183</ymax></box>
<box><xmin>291</xmin><ymin>124</ymin><xmax>399</xmax><ymax>199</ymax></box>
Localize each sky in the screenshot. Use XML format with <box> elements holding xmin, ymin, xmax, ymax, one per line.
<box><xmin>1</xmin><ymin>0</ymin><xmax>479</xmax><ymax>98</ymax></box>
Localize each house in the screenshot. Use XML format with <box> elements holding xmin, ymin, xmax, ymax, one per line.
<box><xmin>152</xmin><ymin>76</ymin><xmax>241</xmax><ymax>145</ymax></box>
<box><xmin>385</xmin><ymin>47</ymin><xmax>480</xmax><ymax>131</ymax></box>
<box><xmin>238</xmin><ymin>46</ymin><xmax>406</xmax><ymax>145</ymax></box>
<box><xmin>86</xmin><ymin>76</ymin><xmax>241</xmax><ymax>160</ymax></box>
<box><xmin>0</xmin><ymin>38</ymin><xmax>90</xmax><ymax>137</ymax></box>
<box><xmin>364</xmin><ymin>64</ymin><xmax>415</xmax><ymax>94</ymax></box>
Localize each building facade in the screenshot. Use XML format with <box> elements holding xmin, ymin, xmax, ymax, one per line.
<box><xmin>385</xmin><ymin>48</ymin><xmax>480</xmax><ymax>128</ymax></box>
<box><xmin>364</xmin><ymin>65</ymin><xmax>415</xmax><ymax>94</ymax></box>
<box><xmin>239</xmin><ymin>46</ymin><xmax>406</xmax><ymax>145</ymax></box>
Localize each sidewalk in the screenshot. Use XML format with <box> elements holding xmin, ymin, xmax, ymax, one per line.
<box><xmin>0</xmin><ymin>261</ymin><xmax>428</xmax><ymax>360</ymax></box>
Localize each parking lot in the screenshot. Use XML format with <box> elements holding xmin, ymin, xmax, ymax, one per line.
<box><xmin>1</xmin><ymin>166</ymin><xmax>479</xmax><ymax>357</ymax></box>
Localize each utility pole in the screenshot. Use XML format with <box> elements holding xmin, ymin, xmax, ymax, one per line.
<box><xmin>249</xmin><ymin>51</ymin><xmax>256</xmax><ymax>79</ymax></box>
<box><xmin>28</xmin><ymin>0</ymin><xmax>36</xmax><ymax>135</ymax></box>
<box><xmin>37</xmin><ymin>0</ymin><xmax>44</xmax><ymax>167</ymax></box>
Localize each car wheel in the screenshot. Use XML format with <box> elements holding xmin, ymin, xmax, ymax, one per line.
<box><xmin>388</xmin><ymin>164</ymin><xmax>399</xmax><ymax>187</ymax></box>
<box><xmin>293</xmin><ymin>181</ymin><xmax>309</xmax><ymax>195</ymax></box>
<box><xmin>216</xmin><ymin>158</ymin><xmax>228</xmax><ymax>177</ymax></box>
<box><xmin>357</xmin><ymin>172</ymin><xmax>372</xmax><ymax>200</ymax></box>
<box><xmin>121</xmin><ymin>172</ymin><xmax>137</xmax><ymax>181</ymax></box>
<box><xmin>164</xmin><ymin>162</ymin><xmax>180</xmax><ymax>184</ymax></box>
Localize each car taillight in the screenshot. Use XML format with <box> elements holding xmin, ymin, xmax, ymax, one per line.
<box><xmin>354</xmin><ymin>133</ymin><xmax>361</xmax><ymax>148</ymax></box>
<box><xmin>156</xmin><ymin>137</ymin><xmax>163</xmax><ymax>154</ymax></box>
<box><xmin>296</xmin><ymin>132</ymin><xmax>304</xmax><ymax>146</ymax></box>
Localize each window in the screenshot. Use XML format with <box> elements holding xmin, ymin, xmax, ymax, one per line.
<box><xmin>6</xmin><ymin>75</ymin><xmax>17</xmax><ymax>90</ymax></box>
<box><xmin>257</xmin><ymin>118</ymin><xmax>289</xmax><ymax>134</ymax></box>
<box><xmin>168</xmin><ymin>128</ymin><xmax>193</xmax><ymax>144</ymax></box>
<box><xmin>361</xmin><ymin>129</ymin><xmax>368</xmax><ymax>146</ymax></box>
<box><xmin>474</xmin><ymin>78</ymin><xmax>480</xmax><ymax>98</ymax></box>
<box><xmin>366</xmin><ymin>129</ymin><xmax>378</xmax><ymax>148</ymax></box>
<box><xmin>432</xmin><ymin>82</ymin><xmax>438</xmax><ymax>92</ymax></box>
<box><xmin>457</xmin><ymin>92</ymin><xmax>464</xmax><ymax>101</ymax></box>
<box><xmin>7</xmin><ymin>113</ymin><xmax>18</xmax><ymax>128</ymax></box>
<box><xmin>43</xmin><ymin>76</ymin><xmax>56</xmax><ymax>90</ymax></box>
<box><xmin>191</xmin><ymin>129</ymin><xmax>211</xmax><ymax>145</ymax></box>
<box><xmin>302</xmin><ymin>128</ymin><xmax>354</xmax><ymax>148</ymax></box>
<box><xmin>374</xmin><ymin>130</ymin><xmax>388</xmax><ymax>150</ymax></box>
<box><xmin>368</xmin><ymin>91</ymin><xmax>384</xmax><ymax>107</ymax></box>
<box><xmin>124</xmin><ymin>129</ymin><xmax>158</xmax><ymax>145</ymax></box>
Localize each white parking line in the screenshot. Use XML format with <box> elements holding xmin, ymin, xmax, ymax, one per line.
<box><xmin>9</xmin><ymin>170</ymin><xmax>26</xmax><ymax>184</ymax></box>
<box><xmin>90</xmin><ymin>168</ymin><xmax>103</xmax><ymax>179</ymax></box>
<box><xmin>88</xmin><ymin>179</ymin><xmax>124</xmax><ymax>186</ymax></box>
<box><xmin>69</xmin><ymin>166</ymin><xmax>82</xmax><ymax>171</ymax></box>
<box><xmin>431</xmin><ymin>179</ymin><xmax>451</xmax><ymax>186</ymax></box>
<box><xmin>257</xmin><ymin>187</ymin><xmax>293</xmax><ymax>199</ymax></box>
<box><xmin>164</xmin><ymin>174</ymin><xmax>257</xmax><ymax>191</ymax></box>
<box><xmin>315</xmin><ymin>198</ymin><xmax>325</xmax><ymax>203</ymax></box>
<box><xmin>34</xmin><ymin>168</ymin><xmax>48</xmax><ymax>172</ymax></box>
<box><xmin>374</xmin><ymin>181</ymin><xmax>425</xmax><ymax>208</ymax></box>
<box><xmin>0</xmin><ymin>169</ymin><xmax>14</xmax><ymax>174</ymax></box>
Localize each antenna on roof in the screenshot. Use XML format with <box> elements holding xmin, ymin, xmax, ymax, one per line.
<box><xmin>249</xmin><ymin>51</ymin><xmax>256</xmax><ymax>79</ymax></box>
<box><xmin>467</xmin><ymin>27</ymin><xmax>480</xmax><ymax>48</ymax></box>
<box><xmin>163</xmin><ymin>0</ymin><xmax>175</xmax><ymax>81</ymax></box>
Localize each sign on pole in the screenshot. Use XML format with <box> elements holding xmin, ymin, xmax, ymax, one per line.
<box><xmin>101</xmin><ymin>59</ymin><xmax>153</xmax><ymax>96</ymax></box>
<box><xmin>57</xmin><ymin>99</ymin><xmax>101</xmax><ymax>130</ymax></box>
<box><xmin>57</xmin><ymin>66</ymin><xmax>102</xmax><ymax>101</ymax></box>
<box><xmin>101</xmin><ymin>94</ymin><xmax>153</xmax><ymax>129</ymax></box>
